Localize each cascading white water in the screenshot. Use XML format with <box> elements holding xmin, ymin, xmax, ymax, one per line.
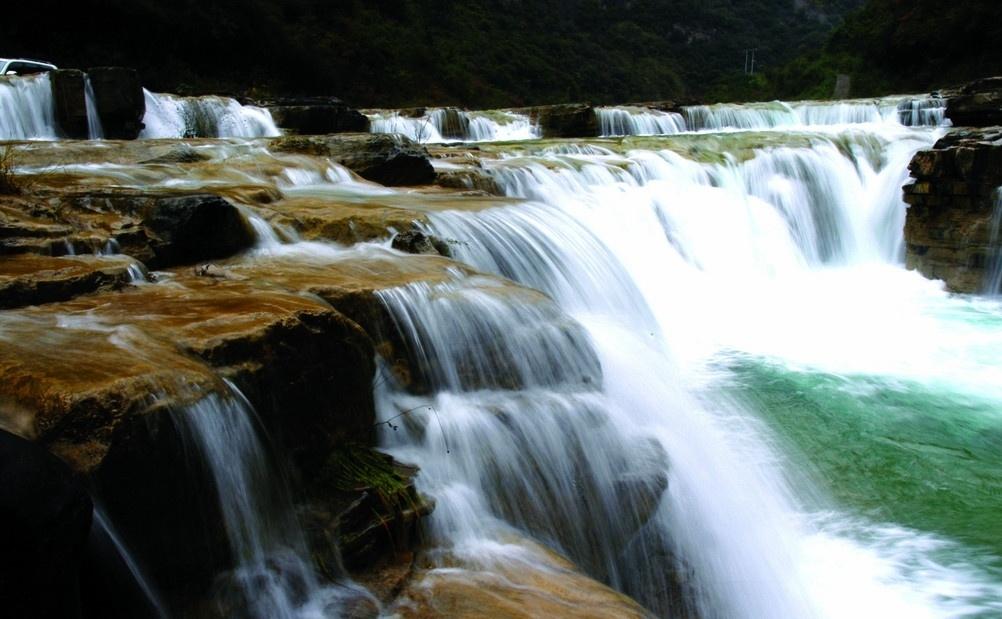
<box><xmin>140</xmin><ymin>90</ymin><xmax>281</xmax><ymax>139</ymax></box>
<box><xmin>0</xmin><ymin>74</ymin><xmax>58</xmax><ymax>140</ymax></box>
<box><xmin>682</xmin><ymin>96</ymin><xmax>947</xmax><ymax>132</ymax></box>
<box><xmin>368</xmin><ymin>108</ymin><xmax>539</xmax><ymax>143</ymax></box>
<box><xmin>596</xmin><ymin>107</ymin><xmax>686</xmax><ymax>136</ymax></box>
<box><xmin>176</xmin><ymin>386</ymin><xmax>374</xmax><ymax>618</ymax></box>
<box><xmin>92</xmin><ymin>508</ymin><xmax>169</xmax><ymax>618</ymax></box>
<box><xmin>83</xmin><ymin>76</ymin><xmax>105</xmax><ymax>140</ymax></box>
<box><xmin>985</xmin><ymin>188</ymin><xmax>1002</xmax><ymax>295</ymax></box>
<box><xmin>372</xmin><ymin>112</ymin><xmax>1002</xmax><ymax>617</ymax></box>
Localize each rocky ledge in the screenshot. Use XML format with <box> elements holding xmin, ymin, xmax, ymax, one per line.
<box><xmin>945</xmin><ymin>77</ymin><xmax>1002</xmax><ymax>127</ymax></box>
<box><xmin>903</xmin><ymin>128</ymin><xmax>1002</xmax><ymax>292</ymax></box>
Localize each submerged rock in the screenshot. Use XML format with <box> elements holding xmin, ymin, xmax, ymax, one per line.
<box><xmin>903</xmin><ymin>128</ymin><xmax>1002</xmax><ymax>292</ymax></box>
<box><xmin>272</xmin><ymin>134</ymin><xmax>436</xmax><ymax>186</ymax></box>
<box><xmin>389</xmin><ymin>537</ymin><xmax>655</xmax><ymax>619</ymax></box>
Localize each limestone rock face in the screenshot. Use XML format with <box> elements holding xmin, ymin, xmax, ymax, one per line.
<box><xmin>903</xmin><ymin>128</ymin><xmax>1002</xmax><ymax>292</ymax></box>
<box><xmin>272</xmin><ymin>134</ymin><xmax>436</xmax><ymax>186</ymax></box>
<box><xmin>946</xmin><ymin>77</ymin><xmax>1002</xmax><ymax>127</ymax></box>
<box><xmin>86</xmin><ymin>67</ymin><xmax>146</xmax><ymax>139</ymax></box>
<box><xmin>50</xmin><ymin>69</ymin><xmax>90</xmax><ymax>139</ymax></box>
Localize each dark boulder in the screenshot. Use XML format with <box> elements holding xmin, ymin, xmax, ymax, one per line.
<box><xmin>945</xmin><ymin>76</ymin><xmax>1002</xmax><ymax>127</ymax></box>
<box><xmin>50</xmin><ymin>69</ymin><xmax>89</xmax><ymax>139</ymax></box>
<box><xmin>263</xmin><ymin>96</ymin><xmax>371</xmax><ymax>135</ymax></box>
<box><xmin>525</xmin><ymin>103</ymin><xmax>599</xmax><ymax>138</ymax></box>
<box><xmin>0</xmin><ymin>191</ymin><xmax>255</xmax><ymax>269</ymax></box>
<box><xmin>140</xmin><ymin>194</ymin><xmax>255</xmax><ymax>268</ymax></box>
<box><xmin>87</xmin><ymin>67</ymin><xmax>146</xmax><ymax>140</ymax></box>
<box><xmin>391</xmin><ymin>229</ymin><xmax>452</xmax><ymax>257</ymax></box>
<box><xmin>272</xmin><ymin>134</ymin><xmax>435</xmax><ymax>186</ymax></box>
<box><xmin>436</xmin><ymin>108</ymin><xmax>470</xmax><ymax>140</ymax></box>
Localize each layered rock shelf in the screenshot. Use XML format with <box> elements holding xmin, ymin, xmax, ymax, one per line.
<box><xmin>903</xmin><ymin>128</ymin><xmax>1002</xmax><ymax>292</ymax></box>
<box><xmin>0</xmin><ymin>134</ymin><xmax>646</xmax><ymax>617</ymax></box>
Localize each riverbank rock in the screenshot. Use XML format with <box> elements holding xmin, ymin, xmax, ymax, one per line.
<box><xmin>272</xmin><ymin>134</ymin><xmax>435</xmax><ymax>186</ymax></box>
<box><xmin>945</xmin><ymin>77</ymin><xmax>1002</xmax><ymax>127</ymax></box>
<box><xmin>264</xmin><ymin>96</ymin><xmax>371</xmax><ymax>135</ymax></box>
<box><xmin>87</xmin><ymin>67</ymin><xmax>146</xmax><ymax>140</ymax></box>
<box><xmin>903</xmin><ymin>128</ymin><xmax>1002</xmax><ymax>292</ymax></box>
<box><xmin>50</xmin><ymin>69</ymin><xmax>90</xmax><ymax>139</ymax></box>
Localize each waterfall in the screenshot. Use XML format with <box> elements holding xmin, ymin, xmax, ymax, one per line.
<box><xmin>0</xmin><ymin>74</ymin><xmax>58</xmax><ymax>140</ymax></box>
<box><xmin>91</xmin><ymin>508</ymin><xmax>169</xmax><ymax>618</ymax></box>
<box><xmin>682</xmin><ymin>96</ymin><xmax>948</xmax><ymax>132</ymax></box>
<box><xmin>83</xmin><ymin>76</ymin><xmax>105</xmax><ymax>139</ymax></box>
<box><xmin>371</xmin><ymin>112</ymin><xmax>1002</xmax><ymax>617</ymax></box>
<box><xmin>596</xmin><ymin>107</ymin><xmax>686</xmax><ymax>136</ymax></box>
<box><xmin>368</xmin><ymin>108</ymin><xmax>539</xmax><ymax>143</ymax></box>
<box><xmin>175</xmin><ymin>387</ymin><xmax>374</xmax><ymax>618</ymax></box>
<box><xmin>985</xmin><ymin>188</ymin><xmax>1002</xmax><ymax>295</ymax></box>
<box><xmin>140</xmin><ymin>91</ymin><xmax>281</xmax><ymax>139</ymax></box>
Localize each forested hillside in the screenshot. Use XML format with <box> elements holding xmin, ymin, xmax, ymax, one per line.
<box><xmin>2</xmin><ymin>0</ymin><xmax>861</xmax><ymax>106</ymax></box>
<box><xmin>753</xmin><ymin>0</ymin><xmax>1002</xmax><ymax>100</ymax></box>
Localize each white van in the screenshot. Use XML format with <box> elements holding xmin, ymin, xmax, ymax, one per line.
<box><xmin>0</xmin><ymin>59</ymin><xmax>58</xmax><ymax>76</ymax></box>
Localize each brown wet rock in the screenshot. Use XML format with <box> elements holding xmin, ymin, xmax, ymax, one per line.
<box><xmin>271</xmin><ymin>133</ymin><xmax>435</xmax><ymax>186</ymax></box>
<box><xmin>390</xmin><ymin>539</ymin><xmax>654</xmax><ymax>619</ymax></box>
<box><xmin>518</xmin><ymin>103</ymin><xmax>599</xmax><ymax>138</ymax></box>
<box><xmin>391</xmin><ymin>229</ymin><xmax>452</xmax><ymax>257</ymax></box>
<box><xmin>0</xmin><ymin>254</ymin><xmax>140</xmax><ymax>309</ymax></box>
<box><xmin>0</xmin><ymin>190</ymin><xmax>254</xmax><ymax>268</ymax></box>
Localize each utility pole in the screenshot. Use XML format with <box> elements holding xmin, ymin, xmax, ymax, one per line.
<box><xmin>744</xmin><ymin>48</ymin><xmax>758</xmax><ymax>75</ymax></box>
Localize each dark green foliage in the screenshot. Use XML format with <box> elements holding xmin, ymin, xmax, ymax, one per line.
<box><xmin>1</xmin><ymin>0</ymin><xmax>860</xmax><ymax>106</ymax></box>
<box><xmin>746</xmin><ymin>0</ymin><xmax>1002</xmax><ymax>101</ymax></box>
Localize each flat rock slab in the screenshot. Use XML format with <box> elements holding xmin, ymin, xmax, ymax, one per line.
<box><xmin>0</xmin><ymin>254</ymin><xmax>139</xmax><ymax>309</ymax></box>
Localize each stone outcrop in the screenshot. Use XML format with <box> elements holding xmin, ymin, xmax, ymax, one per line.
<box><xmin>522</xmin><ymin>103</ymin><xmax>599</xmax><ymax>138</ymax></box>
<box><xmin>50</xmin><ymin>69</ymin><xmax>90</xmax><ymax>139</ymax></box>
<box><xmin>0</xmin><ymin>254</ymin><xmax>139</xmax><ymax>309</ymax></box>
<box><xmin>945</xmin><ymin>77</ymin><xmax>1002</xmax><ymax>127</ymax></box>
<box><xmin>272</xmin><ymin>134</ymin><xmax>436</xmax><ymax>186</ymax></box>
<box><xmin>0</xmin><ymin>191</ymin><xmax>255</xmax><ymax>268</ymax></box>
<box><xmin>86</xmin><ymin>67</ymin><xmax>146</xmax><ymax>139</ymax></box>
<box><xmin>263</xmin><ymin>96</ymin><xmax>371</xmax><ymax>135</ymax></box>
<box><xmin>903</xmin><ymin>128</ymin><xmax>1002</xmax><ymax>292</ymax></box>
